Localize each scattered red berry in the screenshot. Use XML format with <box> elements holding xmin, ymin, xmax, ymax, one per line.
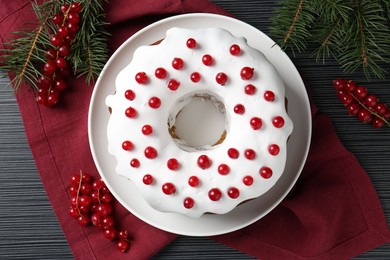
<box><xmin>230</xmin><ymin>44</ymin><xmax>241</xmax><ymax>55</ymax></box>
<box><xmin>240</xmin><ymin>67</ymin><xmax>254</xmax><ymax>80</ymax></box>
<box><xmin>186</xmin><ymin>38</ymin><xmax>197</xmax><ymax>49</ymax></box>
<box><xmin>197</xmin><ymin>155</ymin><xmax>211</xmax><ymax>169</ymax></box>
<box><xmin>216</xmin><ymin>72</ymin><xmax>228</xmax><ymax>85</ymax></box>
<box><xmin>202</xmin><ymin>54</ymin><xmax>213</xmax><ymax>66</ymax></box>
<box><xmin>208</xmin><ymin>188</ymin><xmax>222</xmax><ymax>201</ymax></box>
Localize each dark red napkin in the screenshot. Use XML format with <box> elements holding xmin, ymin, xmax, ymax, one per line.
<box><xmin>1</xmin><ymin>0</ymin><xmax>389</xmax><ymax>259</ymax></box>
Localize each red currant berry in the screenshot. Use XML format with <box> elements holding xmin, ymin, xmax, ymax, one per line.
<box><xmin>184</xmin><ymin>197</ymin><xmax>195</xmax><ymax>209</ymax></box>
<box><xmin>78</xmin><ymin>195</ymin><xmax>92</xmax><ymax>207</ymax></box>
<box><xmin>81</xmin><ymin>173</ymin><xmax>91</xmax><ymax>183</ymax></box>
<box><xmin>372</xmin><ymin>117</ymin><xmax>385</xmax><ymax>128</ymax></box>
<box><xmin>202</xmin><ymin>54</ymin><xmax>213</xmax><ymax>66</ymax></box>
<box><xmin>68</xmin><ymin>13</ymin><xmax>80</xmax><ymax>24</ymax></box>
<box><xmin>102</xmin><ymin>216</ymin><xmax>115</xmax><ymax>229</ymax></box>
<box><xmin>58</xmin><ymin>45</ymin><xmax>70</xmax><ymax>57</ymax></box>
<box><xmin>117</xmin><ymin>240</ymin><xmax>130</xmax><ymax>253</ymax></box>
<box><xmin>135</xmin><ymin>72</ymin><xmax>148</xmax><ymax>84</ymax></box>
<box><xmin>130</xmin><ymin>158</ymin><xmax>140</xmax><ymax>168</ymax></box>
<box><xmin>142</xmin><ymin>125</ymin><xmax>153</xmax><ymax>135</ymax></box>
<box><xmin>90</xmin><ymin>203</ymin><xmax>99</xmax><ymax>213</ymax></box>
<box><xmin>197</xmin><ymin>155</ymin><xmax>211</xmax><ymax>169</ymax></box>
<box><xmin>230</xmin><ymin>44</ymin><xmax>241</xmax><ymax>55</ymax></box>
<box><xmin>104</xmin><ymin>228</ymin><xmax>117</xmax><ymax>241</ymax></box>
<box><xmin>67</xmin><ymin>23</ymin><xmax>79</xmax><ymax>34</ymax></box>
<box><xmin>143</xmin><ymin>174</ymin><xmax>153</xmax><ymax>185</ymax></box>
<box><xmin>55</xmin><ymin>57</ymin><xmax>67</xmax><ymax>69</ymax></box>
<box><xmin>234</xmin><ymin>104</ymin><xmax>245</xmax><ymax>114</ymax></box>
<box><xmin>244</xmin><ymin>149</ymin><xmax>256</xmax><ymax>160</ymax></box>
<box><xmin>240</xmin><ymin>67</ymin><xmax>254</xmax><ymax>80</ymax></box>
<box><xmin>51</xmin><ymin>14</ymin><xmax>64</xmax><ymax>25</ymax></box>
<box><xmin>122</xmin><ymin>140</ymin><xmax>134</xmax><ymax>151</ymax></box>
<box><xmin>227</xmin><ymin>148</ymin><xmax>239</xmax><ymax>159</ymax></box>
<box><xmin>71</xmin><ymin>175</ymin><xmax>81</xmax><ymax>186</ymax></box>
<box><xmin>186</xmin><ymin>38</ymin><xmax>197</xmax><ymax>48</ymax></box>
<box><xmin>37</xmin><ymin>76</ymin><xmax>52</xmax><ymax>89</ymax></box>
<box><xmin>264</xmin><ymin>90</ymin><xmax>275</xmax><ymax>101</ymax></box>
<box><xmin>347</xmin><ymin>103</ymin><xmax>360</xmax><ymax>116</ymax></box>
<box><xmin>58</xmin><ymin>25</ymin><xmax>69</xmax><ymax>37</ymax></box>
<box><xmin>144</xmin><ymin>146</ymin><xmax>158</xmax><ymax>159</ymax></box>
<box><xmin>78</xmin><ymin>205</ymin><xmax>89</xmax><ymax>214</ymax></box>
<box><xmin>339</xmin><ymin>92</ymin><xmax>354</xmax><ymax>105</ymax></box>
<box><xmin>216</xmin><ymin>72</ymin><xmax>228</xmax><ymax>85</ymax></box>
<box><xmin>148</xmin><ymin>97</ymin><xmax>161</xmax><ymax>109</ymax></box>
<box><xmin>101</xmin><ymin>193</ymin><xmax>113</xmax><ymax>204</ymax></box>
<box><xmin>125</xmin><ymin>89</ymin><xmax>135</xmax><ymax>100</ymax></box>
<box><xmin>167</xmin><ymin>79</ymin><xmax>180</xmax><ymax>91</ymax></box>
<box><xmin>208</xmin><ymin>188</ymin><xmax>222</xmax><ymax>201</ymax></box>
<box><xmin>53</xmin><ymin>79</ymin><xmax>67</xmax><ymax>91</ymax></box>
<box><xmin>155</xmin><ymin>67</ymin><xmax>167</xmax><ymax>79</ymax></box>
<box><xmin>60</xmin><ymin>4</ymin><xmax>70</xmax><ymax>14</ymax></box>
<box><xmin>36</xmin><ymin>92</ymin><xmax>48</xmax><ymax>106</ymax></box>
<box><xmin>358</xmin><ymin>109</ymin><xmax>372</xmax><ymax>123</ymax></box>
<box><xmin>43</xmin><ymin>60</ymin><xmax>56</xmax><ymax>76</ymax></box>
<box><xmin>47</xmin><ymin>91</ymin><xmax>60</xmax><ymax>107</ymax></box>
<box><xmin>365</xmin><ymin>95</ymin><xmax>379</xmax><ymax>108</ymax></box>
<box><xmin>125</xmin><ymin>107</ymin><xmax>137</xmax><ymax>118</ymax></box>
<box><xmin>77</xmin><ymin>214</ymin><xmax>90</xmax><ymax>226</ymax></box>
<box><xmin>245</xmin><ymin>84</ymin><xmax>257</xmax><ymax>95</ymax></box>
<box><xmin>354</xmin><ymin>86</ymin><xmax>368</xmax><ymax>100</ymax></box>
<box><xmin>268</xmin><ymin>144</ymin><xmax>280</xmax><ymax>156</ymax></box>
<box><xmin>70</xmin><ymin>2</ymin><xmax>82</xmax><ymax>13</ymax></box>
<box><xmin>333</xmin><ymin>79</ymin><xmax>346</xmax><ymax>90</ymax></box>
<box><xmin>92</xmin><ymin>179</ymin><xmax>104</xmax><ymax>190</ymax></box>
<box><xmin>69</xmin><ymin>207</ymin><xmax>80</xmax><ymax>218</ymax></box>
<box><xmin>162</xmin><ymin>182</ymin><xmax>176</xmax><ymax>195</ymax></box>
<box><xmin>345</xmin><ymin>80</ymin><xmax>356</xmax><ymax>92</ymax></box>
<box><xmin>260</xmin><ymin>166</ymin><xmax>273</xmax><ymax>179</ymax></box>
<box><xmin>188</xmin><ymin>176</ymin><xmax>199</xmax><ymax>187</ymax></box>
<box><xmin>167</xmin><ymin>158</ymin><xmax>179</xmax><ymax>170</ymax></box>
<box><xmin>250</xmin><ymin>117</ymin><xmax>262</xmax><ymax>130</ymax></box>
<box><xmin>190</xmin><ymin>72</ymin><xmax>201</xmax><ymax>83</ymax></box>
<box><xmin>50</xmin><ymin>34</ymin><xmax>63</xmax><ymax>47</ymax></box>
<box><xmin>91</xmin><ymin>213</ymin><xmax>102</xmax><ymax>226</ymax></box>
<box><xmin>118</xmin><ymin>229</ymin><xmax>129</xmax><ymax>240</ymax></box>
<box><xmin>45</xmin><ymin>49</ymin><xmax>57</xmax><ymax>60</ymax></box>
<box><xmin>64</xmin><ymin>34</ymin><xmax>75</xmax><ymax>45</ymax></box>
<box><xmin>68</xmin><ymin>185</ymin><xmax>78</xmax><ymax>196</ymax></box>
<box><xmin>227</xmin><ymin>187</ymin><xmax>240</xmax><ymax>199</ymax></box>
<box><xmin>243</xmin><ymin>175</ymin><xmax>254</xmax><ymax>186</ymax></box>
<box><xmin>172</xmin><ymin>58</ymin><xmax>184</xmax><ymax>70</ymax></box>
<box><xmin>273</xmin><ymin>116</ymin><xmax>285</xmax><ymax>128</ymax></box>
<box><xmin>218</xmin><ymin>164</ymin><xmax>230</xmax><ymax>175</ymax></box>
<box><xmin>97</xmin><ymin>203</ymin><xmax>113</xmax><ymax>217</ymax></box>
<box><xmin>56</xmin><ymin>67</ymin><xmax>70</xmax><ymax>78</ymax></box>
<box><xmin>80</xmin><ymin>183</ymin><xmax>93</xmax><ymax>195</ymax></box>
<box><xmin>374</xmin><ymin>103</ymin><xmax>388</xmax><ymax>116</ymax></box>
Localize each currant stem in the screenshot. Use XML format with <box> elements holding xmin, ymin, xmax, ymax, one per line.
<box><xmin>76</xmin><ymin>170</ymin><xmax>83</xmax><ymax>216</ymax></box>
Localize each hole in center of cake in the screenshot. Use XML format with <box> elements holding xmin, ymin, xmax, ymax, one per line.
<box><xmin>168</xmin><ymin>92</ymin><xmax>227</xmax><ymax>151</ymax></box>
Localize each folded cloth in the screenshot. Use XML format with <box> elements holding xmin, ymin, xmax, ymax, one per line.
<box><xmin>1</xmin><ymin>0</ymin><xmax>389</xmax><ymax>259</ymax></box>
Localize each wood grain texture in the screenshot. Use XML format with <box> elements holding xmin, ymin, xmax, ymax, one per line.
<box><xmin>0</xmin><ymin>0</ymin><xmax>389</xmax><ymax>259</ymax></box>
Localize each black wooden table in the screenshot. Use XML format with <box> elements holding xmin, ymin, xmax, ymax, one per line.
<box><xmin>1</xmin><ymin>0</ymin><xmax>389</xmax><ymax>259</ymax></box>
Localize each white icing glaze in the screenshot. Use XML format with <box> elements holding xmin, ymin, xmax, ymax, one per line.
<box><xmin>106</xmin><ymin>27</ymin><xmax>293</xmax><ymax>218</ymax></box>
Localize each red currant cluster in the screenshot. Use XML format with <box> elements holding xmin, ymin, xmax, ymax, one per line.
<box><xmin>68</xmin><ymin>171</ymin><xmax>130</xmax><ymax>253</ymax></box>
<box><xmin>333</xmin><ymin>79</ymin><xmax>390</xmax><ymax>128</ymax></box>
<box><xmin>36</xmin><ymin>2</ymin><xmax>82</xmax><ymax>107</ymax></box>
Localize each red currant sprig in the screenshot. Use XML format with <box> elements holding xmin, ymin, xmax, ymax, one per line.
<box><xmin>36</xmin><ymin>2</ymin><xmax>82</xmax><ymax>107</ymax></box>
<box><xmin>333</xmin><ymin>79</ymin><xmax>390</xmax><ymax>128</ymax></box>
<box><xmin>68</xmin><ymin>171</ymin><xmax>131</xmax><ymax>253</ymax></box>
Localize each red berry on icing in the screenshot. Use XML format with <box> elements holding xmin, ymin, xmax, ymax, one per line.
<box><xmin>186</xmin><ymin>38</ymin><xmax>197</xmax><ymax>48</ymax></box>
<box><xmin>122</xmin><ymin>140</ymin><xmax>134</xmax><ymax>151</ymax></box>
<box><xmin>197</xmin><ymin>155</ymin><xmax>211</xmax><ymax>169</ymax></box>
<box><xmin>144</xmin><ymin>146</ymin><xmax>158</xmax><ymax>159</ymax></box>
<box><xmin>183</xmin><ymin>197</ymin><xmax>195</xmax><ymax>209</ymax></box>
<box><xmin>268</xmin><ymin>144</ymin><xmax>280</xmax><ymax>156</ymax></box>
<box><xmin>143</xmin><ymin>174</ymin><xmax>153</xmax><ymax>185</ymax></box>
<box><xmin>188</xmin><ymin>176</ymin><xmax>200</xmax><ymax>187</ymax></box>
<box><xmin>172</xmin><ymin>58</ymin><xmax>184</xmax><ymax>70</ymax></box>
<box><xmin>227</xmin><ymin>148</ymin><xmax>239</xmax><ymax>159</ymax></box>
<box><xmin>243</xmin><ymin>175</ymin><xmax>254</xmax><ymax>186</ymax></box>
<box><xmin>216</xmin><ymin>72</ymin><xmax>228</xmax><ymax>85</ymax></box>
<box><xmin>245</xmin><ymin>84</ymin><xmax>256</xmax><ymax>95</ymax></box>
<box><xmin>167</xmin><ymin>158</ymin><xmax>179</xmax><ymax>170</ymax></box>
<box><xmin>162</xmin><ymin>182</ymin><xmax>176</xmax><ymax>195</ymax></box>
<box><xmin>230</xmin><ymin>44</ymin><xmax>241</xmax><ymax>55</ymax></box>
<box><xmin>202</xmin><ymin>54</ymin><xmax>213</xmax><ymax>66</ymax></box>
<box><xmin>218</xmin><ymin>164</ymin><xmax>230</xmax><ymax>175</ymax></box>
<box><xmin>155</xmin><ymin>67</ymin><xmax>167</xmax><ymax>79</ymax></box>
<box><xmin>234</xmin><ymin>104</ymin><xmax>245</xmax><ymax>114</ymax></box>
<box><xmin>125</xmin><ymin>107</ymin><xmax>137</xmax><ymax>118</ymax></box>
<box><xmin>250</xmin><ymin>117</ymin><xmax>262</xmax><ymax>130</ymax></box>
<box><xmin>244</xmin><ymin>149</ymin><xmax>256</xmax><ymax>160</ymax></box>
<box><xmin>240</xmin><ymin>67</ymin><xmax>254</xmax><ymax>80</ymax></box>
<box><xmin>208</xmin><ymin>188</ymin><xmax>222</xmax><ymax>201</ymax></box>
<box><xmin>142</xmin><ymin>125</ymin><xmax>153</xmax><ymax>135</ymax></box>
<box><xmin>167</xmin><ymin>79</ymin><xmax>180</xmax><ymax>91</ymax></box>
<box><xmin>130</xmin><ymin>158</ymin><xmax>140</xmax><ymax>168</ymax></box>
<box><xmin>125</xmin><ymin>89</ymin><xmax>135</xmax><ymax>100</ymax></box>
<box><xmin>260</xmin><ymin>167</ymin><xmax>273</xmax><ymax>179</ymax></box>
<box><xmin>227</xmin><ymin>187</ymin><xmax>240</xmax><ymax>199</ymax></box>
<box><xmin>149</xmin><ymin>97</ymin><xmax>161</xmax><ymax>109</ymax></box>
<box><xmin>264</xmin><ymin>90</ymin><xmax>275</xmax><ymax>101</ymax></box>
<box><xmin>190</xmin><ymin>72</ymin><xmax>201</xmax><ymax>83</ymax></box>
<box><xmin>273</xmin><ymin>116</ymin><xmax>285</xmax><ymax>128</ymax></box>
<box><xmin>135</xmin><ymin>72</ymin><xmax>148</xmax><ymax>84</ymax></box>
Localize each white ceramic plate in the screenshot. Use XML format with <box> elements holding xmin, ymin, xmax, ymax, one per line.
<box><xmin>88</xmin><ymin>13</ymin><xmax>312</xmax><ymax>236</ymax></box>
